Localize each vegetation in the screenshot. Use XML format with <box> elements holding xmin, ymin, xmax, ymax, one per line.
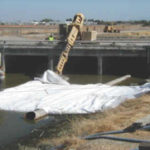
<box><xmin>0</xmin><ymin>22</ymin><xmax>5</xmax><ymax>25</ymax></box>
<box><xmin>66</xmin><ymin>17</ymin><xmax>150</xmax><ymax>26</ymax></box>
<box><xmin>39</xmin><ymin>94</ymin><xmax>150</xmax><ymax>150</ymax></box>
<box><xmin>83</xmin><ymin>18</ymin><xmax>150</xmax><ymax>26</ymax></box>
<box><xmin>1</xmin><ymin>18</ymin><xmax>150</xmax><ymax>26</ymax></box>
<box><xmin>66</xmin><ymin>18</ymin><xmax>72</xmax><ymax>21</ymax></box>
<box><xmin>142</xmin><ymin>20</ymin><xmax>150</xmax><ymax>26</ymax></box>
<box><xmin>40</xmin><ymin>18</ymin><xmax>53</xmax><ymax>22</ymax></box>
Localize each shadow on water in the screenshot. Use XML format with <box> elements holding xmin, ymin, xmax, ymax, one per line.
<box><xmin>5</xmin><ymin>56</ymin><xmax>49</xmax><ymax>79</ymax></box>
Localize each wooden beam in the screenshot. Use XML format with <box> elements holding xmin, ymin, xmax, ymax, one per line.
<box><xmin>106</xmin><ymin>75</ymin><xmax>131</xmax><ymax>86</ymax></box>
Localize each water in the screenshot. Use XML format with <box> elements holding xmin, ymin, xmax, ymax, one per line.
<box><xmin>67</xmin><ymin>74</ymin><xmax>144</xmax><ymax>85</ymax></box>
<box><xmin>0</xmin><ymin>73</ymin><xmax>54</xmax><ymax>146</ymax></box>
<box><xmin>0</xmin><ymin>111</ymin><xmax>55</xmax><ymax>146</ymax></box>
<box><xmin>0</xmin><ymin>73</ymin><xmax>145</xmax><ymax>146</ymax></box>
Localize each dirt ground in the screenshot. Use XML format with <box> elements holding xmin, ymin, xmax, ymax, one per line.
<box><xmin>1</xmin><ymin>24</ymin><xmax>150</xmax><ymax>40</ymax></box>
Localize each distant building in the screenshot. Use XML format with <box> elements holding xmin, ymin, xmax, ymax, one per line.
<box><xmin>65</xmin><ymin>21</ymin><xmax>72</xmax><ymax>25</ymax></box>
<box><xmin>32</xmin><ymin>21</ymin><xmax>40</xmax><ymax>25</ymax></box>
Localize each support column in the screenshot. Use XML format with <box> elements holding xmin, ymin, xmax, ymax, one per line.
<box><xmin>147</xmin><ymin>47</ymin><xmax>150</xmax><ymax>75</ymax></box>
<box><xmin>97</xmin><ymin>56</ymin><xmax>103</xmax><ymax>75</ymax></box>
<box><xmin>1</xmin><ymin>51</ymin><xmax>6</xmax><ymax>73</ymax></box>
<box><xmin>48</xmin><ymin>56</ymin><xmax>54</xmax><ymax>71</ymax></box>
<box><xmin>0</xmin><ymin>41</ymin><xmax>6</xmax><ymax>79</ymax></box>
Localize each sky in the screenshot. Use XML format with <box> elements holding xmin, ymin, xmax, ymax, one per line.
<box><xmin>0</xmin><ymin>0</ymin><xmax>150</xmax><ymax>22</ymax></box>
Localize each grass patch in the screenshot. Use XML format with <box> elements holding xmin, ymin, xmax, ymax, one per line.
<box><xmin>39</xmin><ymin>94</ymin><xmax>150</xmax><ymax>150</ymax></box>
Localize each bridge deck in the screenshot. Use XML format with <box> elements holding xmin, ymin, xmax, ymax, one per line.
<box><xmin>0</xmin><ymin>40</ymin><xmax>149</xmax><ymax>57</ymax></box>
<box><xmin>0</xmin><ymin>40</ymin><xmax>149</xmax><ymax>75</ymax></box>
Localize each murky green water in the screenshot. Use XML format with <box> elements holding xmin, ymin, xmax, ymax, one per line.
<box><xmin>67</xmin><ymin>74</ymin><xmax>144</xmax><ymax>85</ymax></box>
<box><xmin>0</xmin><ymin>73</ymin><xmax>145</xmax><ymax>146</ymax></box>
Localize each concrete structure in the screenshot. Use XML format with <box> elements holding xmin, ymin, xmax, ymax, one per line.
<box><xmin>82</xmin><ymin>31</ymin><xmax>97</xmax><ymax>41</ymax></box>
<box><xmin>0</xmin><ymin>39</ymin><xmax>150</xmax><ymax>75</ymax></box>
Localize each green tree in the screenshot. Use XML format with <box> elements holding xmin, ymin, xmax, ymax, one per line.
<box><xmin>40</xmin><ymin>18</ymin><xmax>53</xmax><ymax>22</ymax></box>
<box><xmin>66</xmin><ymin>18</ymin><xmax>72</xmax><ymax>21</ymax></box>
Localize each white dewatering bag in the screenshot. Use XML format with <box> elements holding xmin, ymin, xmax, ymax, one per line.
<box><xmin>0</xmin><ymin>70</ymin><xmax>149</xmax><ymax>114</ymax></box>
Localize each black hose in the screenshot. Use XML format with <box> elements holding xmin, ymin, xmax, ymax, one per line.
<box><xmin>141</xmin><ymin>125</ymin><xmax>150</xmax><ymax>130</ymax></box>
<box><xmin>84</xmin><ymin>124</ymin><xmax>150</xmax><ymax>140</ymax></box>
<box><xmin>83</xmin><ymin>125</ymin><xmax>150</xmax><ymax>144</ymax></box>
<box><xmin>85</xmin><ymin>135</ymin><xmax>150</xmax><ymax>143</ymax></box>
<box><xmin>83</xmin><ymin>130</ymin><xmax>125</xmax><ymax>139</ymax></box>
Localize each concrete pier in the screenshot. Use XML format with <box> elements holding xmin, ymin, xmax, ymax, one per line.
<box><xmin>0</xmin><ymin>41</ymin><xmax>6</xmax><ymax>78</ymax></box>
<box><xmin>97</xmin><ymin>56</ymin><xmax>103</xmax><ymax>75</ymax></box>
<box><xmin>147</xmin><ymin>47</ymin><xmax>150</xmax><ymax>75</ymax></box>
<box><xmin>48</xmin><ymin>56</ymin><xmax>54</xmax><ymax>71</ymax></box>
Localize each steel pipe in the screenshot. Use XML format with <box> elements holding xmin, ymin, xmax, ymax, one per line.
<box><xmin>25</xmin><ymin>109</ymin><xmax>48</xmax><ymax>120</ymax></box>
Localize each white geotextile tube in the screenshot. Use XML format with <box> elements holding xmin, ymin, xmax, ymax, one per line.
<box><xmin>0</xmin><ymin>70</ymin><xmax>149</xmax><ymax>120</ymax></box>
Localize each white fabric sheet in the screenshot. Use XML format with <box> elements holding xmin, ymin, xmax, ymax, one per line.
<box><xmin>0</xmin><ymin>70</ymin><xmax>149</xmax><ymax>114</ymax></box>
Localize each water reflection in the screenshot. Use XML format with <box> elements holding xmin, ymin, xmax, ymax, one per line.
<box><xmin>0</xmin><ymin>110</ymin><xmax>55</xmax><ymax>146</ymax></box>
<box><xmin>1</xmin><ymin>73</ymin><xmax>146</xmax><ymax>88</ymax></box>
<box><xmin>4</xmin><ymin>73</ymin><xmax>31</xmax><ymax>88</ymax></box>
<box><xmin>0</xmin><ymin>111</ymin><xmax>4</xmax><ymax>125</ymax></box>
<box><xmin>0</xmin><ymin>80</ymin><xmax>4</xmax><ymax>91</ymax></box>
<box><xmin>67</xmin><ymin>74</ymin><xmax>144</xmax><ymax>85</ymax></box>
